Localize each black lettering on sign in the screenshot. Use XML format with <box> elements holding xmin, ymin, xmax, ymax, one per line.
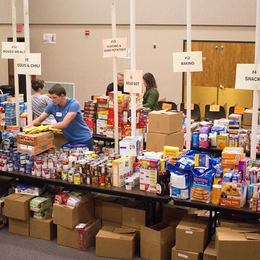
<box><xmin>126</xmin><ymin>81</ymin><xmax>139</xmax><ymax>86</ymax></box>
<box><xmin>181</xmin><ymin>61</ymin><xmax>195</xmax><ymax>65</ymax></box>
<box><xmin>252</xmin><ymin>70</ymin><xmax>257</xmax><ymax>74</ymax></box>
<box><xmin>185</xmin><ymin>56</ymin><xmax>190</xmax><ymax>60</ymax></box>
<box><xmin>245</xmin><ymin>76</ymin><xmax>260</xmax><ymax>81</ymax></box>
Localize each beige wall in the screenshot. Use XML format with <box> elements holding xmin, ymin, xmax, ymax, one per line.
<box><xmin>0</xmin><ymin>0</ymin><xmax>257</xmax><ymax>106</ymax></box>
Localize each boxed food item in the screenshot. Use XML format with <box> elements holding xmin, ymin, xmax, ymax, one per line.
<box><xmin>141</xmin><ymin>222</ymin><xmax>175</xmax><ymax>260</ymax></box>
<box><xmin>15</xmin><ymin>183</ymin><xmax>45</xmax><ymax>196</ymax></box>
<box><xmin>16</xmin><ymin>131</ymin><xmax>54</xmax><ymax>146</ymax></box>
<box><xmin>172</xmin><ymin>246</ymin><xmax>202</xmax><ymax>260</ymax></box>
<box><xmin>4</xmin><ymin>193</ymin><xmax>34</xmax><ymax>221</ymax></box>
<box><xmin>17</xmin><ymin>141</ymin><xmax>54</xmax><ymax>156</ymax></box>
<box><xmin>53</xmin><ymin>195</ymin><xmax>94</xmax><ymax>229</ymax></box>
<box><xmin>147</xmin><ymin>131</ymin><xmax>184</xmax><ymax>152</ymax></box>
<box><xmin>112</xmin><ymin>157</ymin><xmax>131</xmax><ymax>188</ymax></box>
<box><xmin>216</xmin><ymin>226</ymin><xmax>260</xmax><ymax>260</ymax></box>
<box><xmin>30</xmin><ymin>218</ymin><xmax>56</xmax><ymax>240</ymax></box>
<box><xmin>96</xmin><ymin>119</ymin><xmax>107</xmax><ymax>135</ymax></box>
<box><xmin>176</xmin><ymin>215</ymin><xmax>208</xmax><ymax>253</ymax></box>
<box><xmin>9</xmin><ymin>218</ymin><xmax>30</xmax><ymax>236</ymax></box>
<box><xmin>122</xmin><ymin>207</ymin><xmax>146</xmax><ymax>230</ymax></box>
<box><xmin>57</xmin><ymin>219</ymin><xmax>101</xmax><ymax>250</ymax></box>
<box><xmin>30</xmin><ymin>197</ymin><xmax>52</xmax><ymax>213</ymax></box>
<box><xmin>220</xmin><ymin>182</ymin><xmax>247</xmax><ymax>208</ymax></box>
<box><xmin>96</xmin><ymin>226</ymin><xmax>137</xmax><ymax>260</ymax></box>
<box><xmin>148</xmin><ymin>111</ymin><xmax>183</xmax><ymax>134</ymax></box>
<box><xmin>119</xmin><ymin>136</ymin><xmax>143</xmax><ymax>157</ymax></box>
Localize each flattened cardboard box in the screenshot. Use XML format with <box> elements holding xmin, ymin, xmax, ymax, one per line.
<box><xmin>53</xmin><ymin>196</ymin><xmax>94</xmax><ymax>229</ymax></box>
<box><xmin>9</xmin><ymin>218</ymin><xmax>30</xmax><ymax>236</ymax></box>
<box><xmin>148</xmin><ymin>111</ymin><xmax>183</xmax><ymax>134</ymax></box>
<box><xmin>216</xmin><ymin>226</ymin><xmax>260</xmax><ymax>260</ymax></box>
<box><xmin>96</xmin><ymin>226</ymin><xmax>136</xmax><ymax>260</ymax></box>
<box><xmin>4</xmin><ymin>193</ymin><xmax>34</xmax><ymax>221</ymax></box>
<box><xmin>172</xmin><ymin>246</ymin><xmax>202</xmax><ymax>260</ymax></box>
<box><xmin>141</xmin><ymin>223</ymin><xmax>175</xmax><ymax>260</ymax></box>
<box><xmin>147</xmin><ymin>131</ymin><xmax>184</xmax><ymax>152</ymax></box>
<box><xmin>30</xmin><ymin>218</ymin><xmax>56</xmax><ymax>241</ymax></box>
<box><xmin>176</xmin><ymin>215</ymin><xmax>208</xmax><ymax>253</ymax></box>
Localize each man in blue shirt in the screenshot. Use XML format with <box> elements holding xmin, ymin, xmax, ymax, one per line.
<box><xmin>28</xmin><ymin>84</ymin><xmax>93</xmax><ymax>150</ymax></box>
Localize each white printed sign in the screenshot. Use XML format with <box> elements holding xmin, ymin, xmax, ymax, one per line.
<box><xmin>16</xmin><ymin>53</ymin><xmax>42</xmax><ymax>75</ymax></box>
<box><xmin>235</xmin><ymin>64</ymin><xmax>260</xmax><ymax>90</ymax></box>
<box><xmin>173</xmin><ymin>51</ymin><xmax>203</xmax><ymax>72</ymax></box>
<box><xmin>103</xmin><ymin>37</ymin><xmax>127</xmax><ymax>58</ymax></box>
<box><xmin>1</xmin><ymin>42</ymin><xmax>25</xmax><ymax>59</ymax></box>
<box><xmin>124</xmin><ymin>70</ymin><xmax>143</xmax><ymax>94</ymax></box>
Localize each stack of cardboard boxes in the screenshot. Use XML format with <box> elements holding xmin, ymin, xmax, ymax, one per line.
<box><xmin>53</xmin><ymin>194</ymin><xmax>101</xmax><ymax>250</ymax></box>
<box><xmin>147</xmin><ymin>111</ymin><xmax>184</xmax><ymax>152</ymax></box>
<box><xmin>173</xmin><ymin>215</ymin><xmax>209</xmax><ymax>260</ymax></box>
<box><xmin>4</xmin><ymin>193</ymin><xmax>34</xmax><ymax>236</ymax></box>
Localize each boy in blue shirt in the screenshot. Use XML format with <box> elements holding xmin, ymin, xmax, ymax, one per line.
<box><xmin>28</xmin><ymin>84</ymin><xmax>93</xmax><ymax>150</ymax></box>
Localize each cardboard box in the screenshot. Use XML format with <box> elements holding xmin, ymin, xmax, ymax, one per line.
<box><xmin>242</xmin><ymin>109</ymin><xmax>260</xmax><ymax>126</ymax></box>
<box><xmin>30</xmin><ymin>218</ymin><xmax>56</xmax><ymax>240</ymax></box>
<box><xmin>147</xmin><ymin>131</ymin><xmax>184</xmax><ymax>152</ymax></box>
<box><xmin>172</xmin><ymin>246</ymin><xmax>202</xmax><ymax>260</ymax></box>
<box><xmin>122</xmin><ymin>207</ymin><xmax>146</xmax><ymax>230</ymax></box>
<box><xmin>148</xmin><ymin>111</ymin><xmax>183</xmax><ymax>134</ymax></box>
<box><xmin>53</xmin><ymin>197</ymin><xmax>94</xmax><ymax>229</ymax></box>
<box><xmin>162</xmin><ymin>204</ymin><xmax>188</xmax><ymax>225</ymax></box>
<box><xmin>9</xmin><ymin>218</ymin><xmax>30</xmax><ymax>236</ymax></box>
<box><xmin>141</xmin><ymin>223</ymin><xmax>175</xmax><ymax>260</ymax></box>
<box><xmin>176</xmin><ymin>216</ymin><xmax>208</xmax><ymax>253</ymax></box>
<box><xmin>17</xmin><ymin>131</ymin><xmax>54</xmax><ymax>146</ymax></box>
<box><xmin>17</xmin><ymin>141</ymin><xmax>54</xmax><ymax>156</ymax></box>
<box><xmin>53</xmin><ymin>133</ymin><xmax>67</xmax><ymax>149</ymax></box>
<box><xmin>4</xmin><ymin>193</ymin><xmax>34</xmax><ymax>221</ymax></box>
<box><xmin>57</xmin><ymin>219</ymin><xmax>101</xmax><ymax>250</ymax></box>
<box><xmin>96</xmin><ymin>226</ymin><xmax>136</xmax><ymax>260</ymax></box>
<box><xmin>203</xmin><ymin>241</ymin><xmax>217</xmax><ymax>260</ymax></box>
<box><xmin>216</xmin><ymin>227</ymin><xmax>260</xmax><ymax>260</ymax></box>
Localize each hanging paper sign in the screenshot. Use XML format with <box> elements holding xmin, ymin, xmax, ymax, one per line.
<box><xmin>124</xmin><ymin>70</ymin><xmax>143</xmax><ymax>94</ymax></box>
<box><xmin>1</xmin><ymin>42</ymin><xmax>25</xmax><ymax>59</ymax></box>
<box><xmin>103</xmin><ymin>37</ymin><xmax>127</xmax><ymax>58</ymax></box>
<box><xmin>210</xmin><ymin>105</ymin><xmax>220</xmax><ymax>112</ymax></box>
<box><xmin>16</xmin><ymin>53</ymin><xmax>42</xmax><ymax>75</ymax></box>
<box><xmin>173</xmin><ymin>51</ymin><xmax>203</xmax><ymax>72</ymax></box>
<box><xmin>235</xmin><ymin>64</ymin><xmax>260</xmax><ymax>90</ymax></box>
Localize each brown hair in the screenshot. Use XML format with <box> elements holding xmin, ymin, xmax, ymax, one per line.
<box><xmin>143</xmin><ymin>73</ymin><xmax>157</xmax><ymax>90</ymax></box>
<box><xmin>48</xmin><ymin>84</ymin><xmax>66</xmax><ymax>96</ymax></box>
<box><xmin>32</xmin><ymin>79</ymin><xmax>44</xmax><ymax>92</ymax></box>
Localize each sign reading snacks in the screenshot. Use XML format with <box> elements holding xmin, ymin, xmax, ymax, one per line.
<box><xmin>210</xmin><ymin>105</ymin><xmax>220</xmax><ymax>112</ymax></box>
<box><xmin>16</xmin><ymin>53</ymin><xmax>42</xmax><ymax>75</ymax></box>
<box><xmin>103</xmin><ymin>38</ymin><xmax>127</xmax><ymax>58</ymax></box>
<box><xmin>235</xmin><ymin>64</ymin><xmax>260</xmax><ymax>90</ymax></box>
<box><xmin>124</xmin><ymin>70</ymin><xmax>143</xmax><ymax>94</ymax></box>
<box><xmin>173</xmin><ymin>51</ymin><xmax>203</xmax><ymax>72</ymax></box>
<box><xmin>1</xmin><ymin>42</ymin><xmax>25</xmax><ymax>59</ymax></box>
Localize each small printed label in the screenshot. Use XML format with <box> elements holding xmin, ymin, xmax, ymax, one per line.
<box><xmin>185</xmin><ymin>230</ymin><xmax>193</xmax><ymax>234</ymax></box>
<box><xmin>56</xmin><ymin>112</ymin><xmax>62</xmax><ymax>117</ymax></box>
<box><xmin>173</xmin><ymin>51</ymin><xmax>203</xmax><ymax>72</ymax></box>
<box><xmin>178</xmin><ymin>253</ymin><xmax>188</xmax><ymax>259</ymax></box>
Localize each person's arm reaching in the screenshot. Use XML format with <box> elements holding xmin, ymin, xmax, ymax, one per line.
<box><xmin>51</xmin><ymin>112</ymin><xmax>77</xmax><ymax>129</ymax></box>
<box><xmin>27</xmin><ymin>112</ymin><xmax>49</xmax><ymax>127</ymax></box>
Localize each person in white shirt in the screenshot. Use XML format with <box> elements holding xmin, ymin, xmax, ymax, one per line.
<box><xmin>31</xmin><ymin>79</ymin><xmax>56</xmax><ymax>125</ymax></box>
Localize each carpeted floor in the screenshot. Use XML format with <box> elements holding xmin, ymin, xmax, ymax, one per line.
<box><xmin>0</xmin><ymin>227</ymin><xmax>110</xmax><ymax>260</ymax></box>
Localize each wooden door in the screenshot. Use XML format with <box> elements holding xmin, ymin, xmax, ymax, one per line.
<box><xmin>219</xmin><ymin>42</ymin><xmax>255</xmax><ymax>88</ymax></box>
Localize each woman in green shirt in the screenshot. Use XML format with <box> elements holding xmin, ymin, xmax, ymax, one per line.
<box><xmin>143</xmin><ymin>73</ymin><xmax>159</xmax><ymax>110</ymax></box>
